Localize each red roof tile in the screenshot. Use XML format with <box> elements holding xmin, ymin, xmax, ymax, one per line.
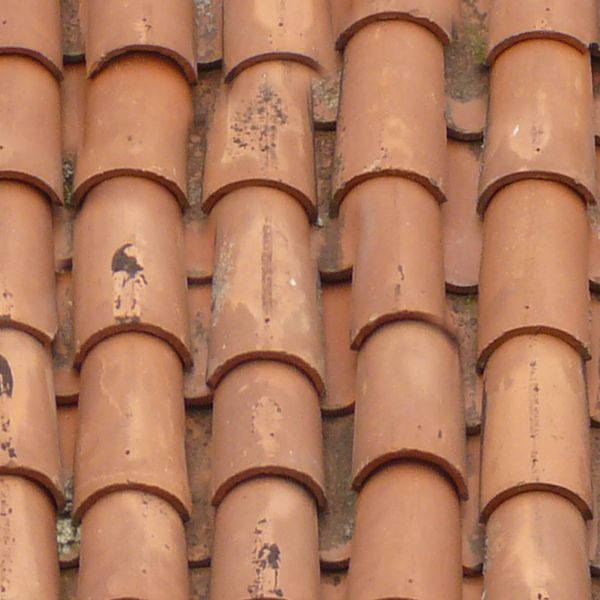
<box><xmin>0</xmin><ymin>56</ymin><xmax>62</xmax><ymax>204</ymax></box>
<box><xmin>74</xmin><ymin>333</ymin><xmax>191</xmax><ymax>521</ymax></box>
<box><xmin>210</xmin><ymin>477</ymin><xmax>320</xmax><ymax>600</ymax></box>
<box><xmin>77</xmin><ymin>490</ymin><xmax>189</xmax><ymax>600</ymax></box>
<box><xmin>73</xmin><ymin>55</ymin><xmax>193</xmax><ymax>208</ymax></box>
<box><xmin>84</xmin><ymin>0</ymin><xmax>198</xmax><ymax>83</ymax></box>
<box><xmin>352</xmin><ymin>320</ymin><xmax>467</xmax><ymax>498</ymax></box>
<box><xmin>72</xmin><ymin>177</ymin><xmax>192</xmax><ymax>367</ymax></box>
<box><xmin>2</xmin><ymin>1</ymin><xmax>600</xmax><ymax>597</ymax></box>
<box><xmin>0</xmin><ymin>181</ymin><xmax>57</xmax><ymax>343</ymax></box>
<box><xmin>333</xmin><ymin>21</ymin><xmax>447</xmax><ymax>212</ymax></box>
<box><xmin>0</xmin><ymin>1</ymin><xmax>62</xmax><ymax>79</ymax></box>
<box><xmin>481</xmin><ymin>334</ymin><xmax>592</xmax><ymax>520</ymax></box>
<box><xmin>347</xmin><ymin>463</ymin><xmax>462</xmax><ymax>599</ymax></box>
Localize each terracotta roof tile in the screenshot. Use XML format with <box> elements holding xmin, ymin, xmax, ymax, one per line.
<box><xmin>57</xmin><ymin>405</ymin><xmax>79</xmax><ymax>568</ymax></box>
<box><xmin>590</xmin><ymin>296</ymin><xmax>600</xmax><ymax>423</ymax></box>
<box><xmin>477</xmin><ymin>180</ymin><xmax>590</xmax><ymax>369</ymax></box>
<box><xmin>481</xmin><ymin>334</ymin><xmax>592</xmax><ymax>520</ymax></box>
<box><xmin>207</xmin><ymin>187</ymin><xmax>325</xmax><ymax>394</ymax></box>
<box><xmin>346</xmin><ymin>177</ymin><xmax>449</xmax><ymax>349</ymax></box>
<box><xmin>84</xmin><ymin>0</ymin><xmax>197</xmax><ymax>83</ymax></box>
<box><xmin>0</xmin><ymin>181</ymin><xmax>57</xmax><ymax>343</ymax></box>
<box><xmin>334</xmin><ymin>0</ymin><xmax>455</xmax><ymax>48</ymax></box>
<box><xmin>77</xmin><ymin>490</ymin><xmax>189</xmax><ymax>600</ymax></box>
<box><xmin>73</xmin><ymin>55</ymin><xmax>193</xmax><ymax>208</ymax></box>
<box><xmin>447</xmin><ymin>294</ymin><xmax>482</xmax><ymax>433</ymax></box>
<box><xmin>319</xmin><ymin>413</ymin><xmax>355</xmax><ymax>569</ymax></box>
<box><xmin>442</xmin><ymin>140</ymin><xmax>482</xmax><ymax>293</ymax></box>
<box><xmin>74</xmin><ymin>333</ymin><xmax>191</xmax><ymax>521</ymax></box>
<box><xmin>0</xmin><ymin>56</ymin><xmax>62</xmax><ymax>204</ymax></box>
<box><xmin>0</xmin><ymin>1</ymin><xmax>62</xmax><ymax>80</ymax></box>
<box><xmin>53</xmin><ymin>205</ymin><xmax>75</xmax><ymax>273</ymax></box>
<box><xmin>211</xmin><ymin>360</ymin><xmax>325</xmax><ymax>507</ymax></box>
<box><xmin>195</xmin><ymin>0</ymin><xmax>223</xmax><ymax>69</ymax></box>
<box><xmin>61</xmin><ymin>0</ymin><xmax>84</xmax><ymax>60</ymax></box>
<box><xmin>0</xmin><ymin>476</ymin><xmax>61</xmax><ymax>599</ymax></box>
<box><xmin>185</xmin><ymin>407</ymin><xmax>213</xmax><ymax>567</ymax></box>
<box><xmin>60</xmin><ymin>62</ymin><xmax>86</xmax><ymax>164</ymax></box>
<box><xmin>210</xmin><ymin>477</ymin><xmax>320</xmax><ymax>600</ymax></box>
<box><xmin>184</xmin><ymin>207</ymin><xmax>215</xmax><ymax>285</ymax></box>
<box><xmin>333</xmin><ymin>20</ymin><xmax>447</xmax><ymax>213</ymax></box>
<box><xmin>53</xmin><ymin>271</ymin><xmax>79</xmax><ymax>404</ymax></box>
<box><xmin>222</xmin><ymin>0</ymin><xmax>336</xmax><ymax>82</ymax></box>
<box><xmin>484</xmin><ymin>492</ymin><xmax>591</xmax><ymax>598</ymax></box>
<box><xmin>184</xmin><ymin>283</ymin><xmax>212</xmax><ymax>406</ymax></box>
<box><xmin>347</xmin><ymin>463</ymin><xmax>462</xmax><ymax>600</ymax></box>
<box><xmin>0</xmin><ymin>330</ymin><xmax>63</xmax><ymax>507</ymax></box>
<box><xmin>73</xmin><ymin>177</ymin><xmax>192</xmax><ymax>368</ymax></box>
<box><xmin>444</xmin><ymin>0</ymin><xmax>489</xmax><ymax>141</ymax></box>
<box><xmin>487</xmin><ymin>0</ymin><xmax>597</xmax><ymax>65</ymax></box>
<box><xmin>352</xmin><ymin>320</ymin><xmax>467</xmax><ymax>498</ymax></box>
<box><xmin>479</xmin><ymin>40</ymin><xmax>597</xmax><ymax>212</ymax></box>
<box><xmin>4</xmin><ymin>0</ymin><xmax>600</xmax><ymax>594</ymax></box>
<box><xmin>322</xmin><ymin>282</ymin><xmax>356</xmax><ymax>414</ymax></box>
<box><xmin>202</xmin><ymin>62</ymin><xmax>318</xmax><ymax>219</ymax></box>
<box><xmin>462</xmin><ymin>435</ymin><xmax>484</xmax><ymax>574</ymax></box>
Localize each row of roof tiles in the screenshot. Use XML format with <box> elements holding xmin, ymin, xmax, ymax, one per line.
<box><xmin>3</xmin><ymin>0</ymin><xmax>600</xmax><ymax>598</ymax></box>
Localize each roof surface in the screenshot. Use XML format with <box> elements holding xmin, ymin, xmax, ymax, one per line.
<box><xmin>1</xmin><ymin>0</ymin><xmax>600</xmax><ymax>598</ymax></box>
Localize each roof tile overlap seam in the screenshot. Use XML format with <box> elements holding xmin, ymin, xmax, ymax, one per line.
<box><xmin>478</xmin><ymin>1</ymin><xmax>597</xmax><ymax>597</ymax></box>
<box><xmin>205</xmin><ymin>2</ymin><xmax>336</xmax><ymax>597</ymax></box>
<box><xmin>0</xmin><ymin>3</ymin><xmax>66</xmax><ymax>598</ymax></box>
<box><xmin>68</xmin><ymin>1</ymin><xmax>197</xmax><ymax>597</ymax></box>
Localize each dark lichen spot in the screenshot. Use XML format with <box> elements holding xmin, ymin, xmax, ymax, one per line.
<box><xmin>0</xmin><ymin>356</ymin><xmax>13</xmax><ymax>398</ymax></box>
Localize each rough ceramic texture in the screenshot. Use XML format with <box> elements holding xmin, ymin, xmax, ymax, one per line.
<box><xmin>442</xmin><ymin>141</ymin><xmax>482</xmax><ymax>293</ymax></box>
<box><xmin>487</xmin><ymin>0</ymin><xmax>596</xmax><ymax>64</ymax></box>
<box><xmin>212</xmin><ymin>361</ymin><xmax>325</xmax><ymax>507</ymax></box>
<box><xmin>74</xmin><ymin>55</ymin><xmax>192</xmax><ymax>207</ymax></box>
<box><xmin>77</xmin><ymin>491</ymin><xmax>189</xmax><ymax>600</ymax></box>
<box><xmin>0</xmin><ymin>476</ymin><xmax>60</xmax><ymax>600</ymax></box>
<box><xmin>352</xmin><ymin>321</ymin><xmax>467</xmax><ymax>499</ymax></box>
<box><xmin>0</xmin><ymin>1</ymin><xmax>62</xmax><ymax>79</ymax></box>
<box><xmin>480</xmin><ymin>334</ymin><xmax>592</xmax><ymax>520</ymax></box>
<box><xmin>184</xmin><ymin>284</ymin><xmax>212</xmax><ymax>405</ymax></box>
<box><xmin>74</xmin><ymin>333</ymin><xmax>191</xmax><ymax>521</ymax></box>
<box><xmin>73</xmin><ymin>177</ymin><xmax>191</xmax><ymax>368</ymax></box>
<box><xmin>484</xmin><ymin>493</ymin><xmax>590</xmax><ymax>599</ymax></box>
<box><xmin>0</xmin><ymin>181</ymin><xmax>57</xmax><ymax>343</ymax></box>
<box><xmin>334</xmin><ymin>0</ymin><xmax>455</xmax><ymax>47</ymax></box>
<box><xmin>0</xmin><ymin>330</ymin><xmax>63</xmax><ymax>507</ymax></box>
<box><xmin>202</xmin><ymin>61</ymin><xmax>318</xmax><ymax>220</ymax></box>
<box><xmin>61</xmin><ymin>63</ymin><xmax>85</xmax><ymax>162</ymax></box>
<box><xmin>588</xmin><ymin>296</ymin><xmax>600</xmax><ymax>423</ymax></box>
<box><xmin>346</xmin><ymin>178</ymin><xmax>448</xmax><ymax>349</ymax></box>
<box><xmin>0</xmin><ymin>56</ymin><xmax>62</xmax><ymax>203</ymax></box>
<box><xmin>347</xmin><ymin>463</ymin><xmax>462</xmax><ymax>600</ymax></box>
<box><xmin>208</xmin><ymin>187</ymin><xmax>325</xmax><ymax>395</ymax></box>
<box><xmin>84</xmin><ymin>0</ymin><xmax>197</xmax><ymax>83</ymax></box>
<box><xmin>477</xmin><ymin>180</ymin><xmax>590</xmax><ymax>369</ymax></box>
<box><xmin>332</xmin><ymin>20</ymin><xmax>447</xmax><ymax>213</ymax></box>
<box><xmin>319</xmin><ymin>413</ymin><xmax>355</xmax><ymax>569</ymax></box>
<box><xmin>185</xmin><ymin>408</ymin><xmax>214</xmax><ymax>566</ymax></box>
<box><xmin>53</xmin><ymin>271</ymin><xmax>79</xmax><ymax>404</ymax></box>
<box><xmin>462</xmin><ymin>435</ymin><xmax>484</xmax><ymax>574</ymax></box>
<box><xmin>322</xmin><ymin>282</ymin><xmax>356</xmax><ymax>414</ymax></box>
<box><xmin>479</xmin><ymin>40</ymin><xmax>597</xmax><ymax>212</ymax></box>
<box><xmin>223</xmin><ymin>0</ymin><xmax>336</xmax><ymax>81</ymax></box>
<box><xmin>211</xmin><ymin>477</ymin><xmax>320</xmax><ymax>600</ymax></box>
